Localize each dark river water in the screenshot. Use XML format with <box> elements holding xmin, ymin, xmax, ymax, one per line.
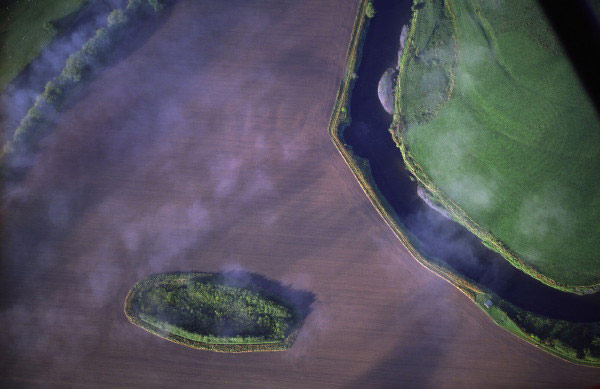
<box><xmin>343</xmin><ymin>0</ymin><xmax>600</xmax><ymax>322</ymax></box>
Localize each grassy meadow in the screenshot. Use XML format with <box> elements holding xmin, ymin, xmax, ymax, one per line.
<box><xmin>124</xmin><ymin>273</ymin><xmax>301</xmax><ymax>352</ymax></box>
<box><xmin>395</xmin><ymin>0</ymin><xmax>600</xmax><ymax>291</ymax></box>
<box><xmin>0</xmin><ymin>0</ymin><xmax>88</xmax><ymax>91</ymax></box>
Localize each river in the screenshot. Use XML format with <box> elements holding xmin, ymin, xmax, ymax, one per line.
<box><xmin>343</xmin><ymin>0</ymin><xmax>600</xmax><ymax>322</ymax></box>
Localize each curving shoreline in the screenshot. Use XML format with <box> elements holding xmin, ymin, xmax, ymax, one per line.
<box><xmin>329</xmin><ymin>0</ymin><xmax>600</xmax><ymax>367</ymax></box>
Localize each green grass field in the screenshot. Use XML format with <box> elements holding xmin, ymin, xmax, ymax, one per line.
<box><xmin>396</xmin><ymin>0</ymin><xmax>600</xmax><ymax>291</ymax></box>
<box><xmin>124</xmin><ymin>273</ymin><xmax>302</xmax><ymax>351</ymax></box>
<box><xmin>0</xmin><ymin>0</ymin><xmax>88</xmax><ymax>91</ymax></box>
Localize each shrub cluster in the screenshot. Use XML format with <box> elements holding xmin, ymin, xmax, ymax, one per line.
<box><xmin>127</xmin><ymin>273</ymin><xmax>299</xmax><ymax>345</ymax></box>
<box><xmin>366</xmin><ymin>2</ymin><xmax>376</xmax><ymax>18</ymax></box>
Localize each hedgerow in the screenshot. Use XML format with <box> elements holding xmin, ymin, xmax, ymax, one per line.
<box><xmin>2</xmin><ymin>0</ymin><xmax>168</xmax><ymax>160</ymax></box>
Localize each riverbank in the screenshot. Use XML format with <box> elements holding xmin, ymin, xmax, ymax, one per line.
<box><xmin>330</xmin><ymin>0</ymin><xmax>600</xmax><ymax>367</ymax></box>
<box><xmin>392</xmin><ymin>0</ymin><xmax>600</xmax><ymax>294</ymax></box>
<box><xmin>328</xmin><ymin>0</ymin><xmax>487</xmax><ymax>315</ymax></box>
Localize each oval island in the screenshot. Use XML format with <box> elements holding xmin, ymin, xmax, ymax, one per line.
<box><xmin>124</xmin><ymin>272</ymin><xmax>310</xmax><ymax>352</ymax></box>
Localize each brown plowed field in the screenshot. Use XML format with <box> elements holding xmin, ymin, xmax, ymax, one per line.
<box><xmin>1</xmin><ymin>0</ymin><xmax>599</xmax><ymax>386</ymax></box>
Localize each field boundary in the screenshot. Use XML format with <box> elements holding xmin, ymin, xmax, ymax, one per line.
<box><xmin>329</xmin><ymin>0</ymin><xmax>599</xmax><ymax>367</ymax></box>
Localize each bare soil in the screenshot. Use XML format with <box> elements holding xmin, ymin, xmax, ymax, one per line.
<box><xmin>1</xmin><ymin>0</ymin><xmax>599</xmax><ymax>386</ymax></box>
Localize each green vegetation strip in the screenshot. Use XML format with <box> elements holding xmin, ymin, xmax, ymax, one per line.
<box><xmin>0</xmin><ymin>0</ymin><xmax>88</xmax><ymax>91</ymax></box>
<box><xmin>330</xmin><ymin>0</ymin><xmax>600</xmax><ymax>367</ymax></box>
<box><xmin>124</xmin><ymin>273</ymin><xmax>302</xmax><ymax>352</ymax></box>
<box><xmin>393</xmin><ymin>0</ymin><xmax>600</xmax><ymax>293</ymax></box>
<box><xmin>1</xmin><ymin>0</ymin><xmax>167</xmax><ymax>162</ymax></box>
<box><xmin>473</xmin><ymin>294</ymin><xmax>600</xmax><ymax>367</ymax></box>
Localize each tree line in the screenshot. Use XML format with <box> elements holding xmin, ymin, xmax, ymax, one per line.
<box><xmin>3</xmin><ymin>0</ymin><xmax>167</xmax><ymax>160</ymax></box>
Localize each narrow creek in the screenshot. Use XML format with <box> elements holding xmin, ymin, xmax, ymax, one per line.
<box><xmin>343</xmin><ymin>0</ymin><xmax>600</xmax><ymax>322</ymax></box>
